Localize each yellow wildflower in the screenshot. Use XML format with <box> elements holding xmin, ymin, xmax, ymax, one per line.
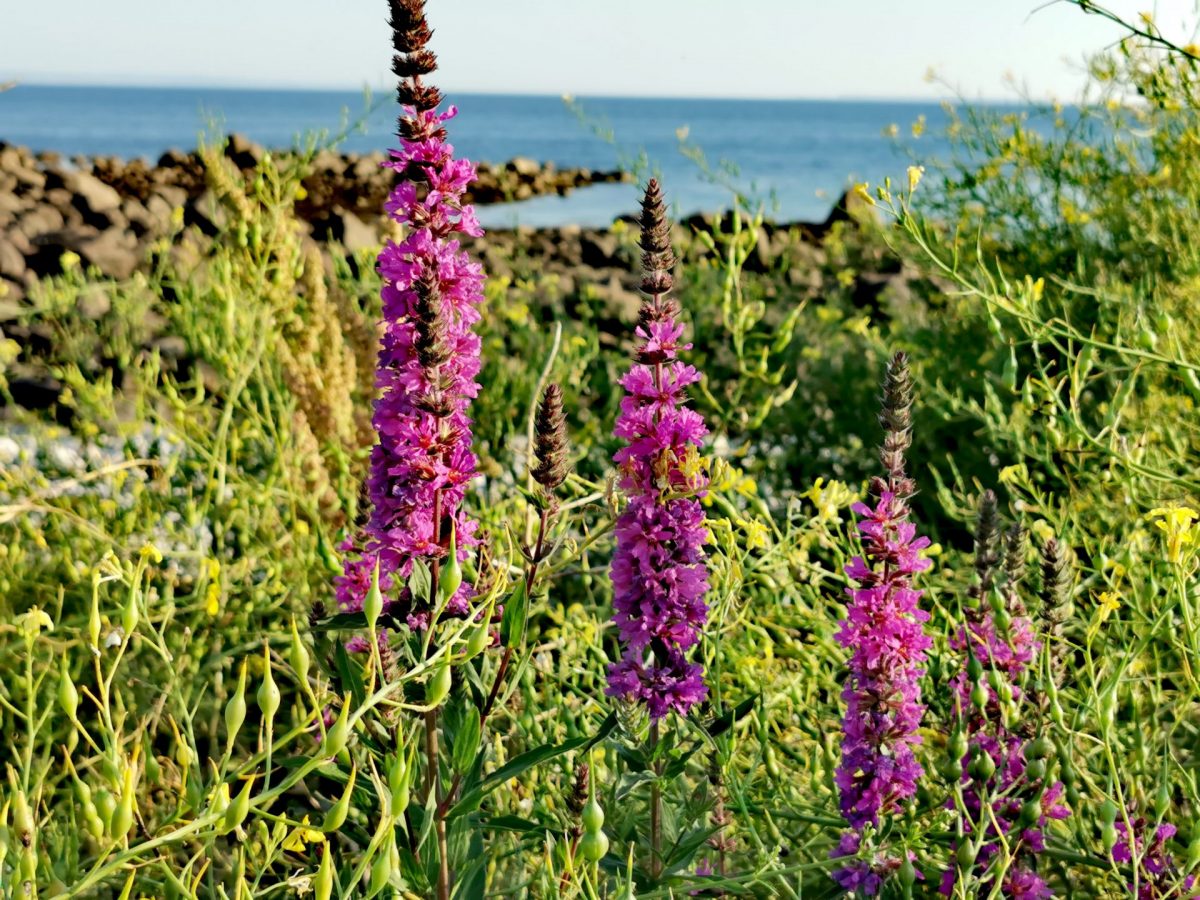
<box><xmin>15</xmin><ymin>606</ymin><xmax>54</xmax><ymax>638</ymax></box>
<box><xmin>282</xmin><ymin>815</ymin><xmax>326</xmax><ymax>852</ymax></box>
<box><xmin>907</xmin><ymin>165</ymin><xmax>925</xmax><ymax>193</ymax></box>
<box><xmin>1148</xmin><ymin>506</ymin><xmax>1199</xmax><ymax>563</ymax></box>
<box><xmin>852</xmin><ymin>183</ymin><xmax>876</xmax><ymax>207</ymax></box>
<box><xmin>59</xmin><ymin>251</ymin><xmax>81</xmax><ymax>270</ymax></box>
<box><xmin>998</xmin><ymin>463</ymin><xmax>1027</xmax><ymax>485</ymax></box>
<box><xmin>737</xmin><ymin>518</ymin><xmax>770</xmax><ymax>551</ymax></box>
<box><xmin>1095</xmin><ymin>590</ymin><xmax>1121</xmax><ymax>623</ymax></box>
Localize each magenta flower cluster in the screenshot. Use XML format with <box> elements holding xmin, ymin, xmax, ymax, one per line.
<box><xmin>335</xmin><ymin>101</ymin><xmax>484</xmax><ymax>628</ymax></box>
<box><xmin>834</xmin><ymin>489</ymin><xmax>933</xmax><ymax>831</ymax></box>
<box><xmin>605</xmin><ymin>319</ymin><xmax>711</xmax><ymax>719</ymax></box>
<box><xmin>1114</xmin><ymin>819</ymin><xmax>1198</xmax><ymax>899</ymax></box>
<box><xmin>605</xmin><ymin>182</ymin><xmax>710</xmax><ymax>720</ymax></box>
<box><xmin>941</xmin><ymin>560</ymin><xmax>1069</xmax><ymax>895</ymax></box>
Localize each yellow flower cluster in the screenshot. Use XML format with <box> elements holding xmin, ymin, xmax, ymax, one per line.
<box><xmin>1148</xmin><ymin>506</ymin><xmax>1199</xmax><ymax>563</ymax></box>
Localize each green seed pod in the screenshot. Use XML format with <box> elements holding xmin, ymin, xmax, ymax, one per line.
<box><xmin>20</xmin><ymin>845</ymin><xmax>36</xmax><ymax>882</ymax></box>
<box><xmin>970</xmin><ymin>680</ymin><xmax>989</xmax><ymax>711</ymax></box>
<box><xmin>111</xmin><ymin>787</ymin><xmax>134</xmax><ymax>838</ymax></box>
<box><xmin>1025</xmin><ymin>758</ymin><xmax>1047</xmax><ymax>782</ymax></box>
<box><xmin>369</xmin><ymin>836</ymin><xmax>394</xmax><ymax>895</ymax></box>
<box><xmin>323</xmin><ymin>700</ymin><xmax>352</xmax><ymax>757</ymax></box>
<box><xmin>314</xmin><ymin>846</ymin><xmax>334</xmax><ymax>900</ymax></box>
<box><xmin>95</xmin><ymin>789</ymin><xmax>116</xmax><ymax>833</ymax></box>
<box><xmin>898</xmin><ymin>853</ymin><xmax>916</xmax><ymax>889</ymax></box>
<box><xmin>58</xmin><ymin>656</ymin><xmax>79</xmax><ymax>720</ymax></box>
<box><xmin>1099</xmin><ymin>799</ymin><xmax>1119</xmax><ymax>827</ymax></box>
<box><xmin>388</xmin><ymin>753</ymin><xmax>410</xmax><ymax>815</ymax></box>
<box><xmin>11</xmin><ymin>789</ymin><xmax>32</xmax><ymax>847</ymax></box>
<box><xmin>967</xmin><ymin>655</ymin><xmax>984</xmax><ymax>681</ymax></box>
<box><xmin>1101</xmin><ymin>821</ymin><xmax>1118</xmax><ymax>854</ymax></box>
<box><xmin>440</xmin><ymin>527</ymin><xmax>464</xmax><ymax>602</ymax></box>
<box><xmin>257</xmin><ymin>645</ymin><xmax>281</xmax><ymax>725</ymax></box>
<box><xmin>323</xmin><ymin>767</ymin><xmax>357</xmax><ymax>833</ymax></box>
<box><xmin>1026</xmin><ymin>737</ymin><xmax>1053</xmax><ymax>760</ymax></box>
<box><xmin>949</xmin><ymin>730</ymin><xmax>969</xmax><ymax>761</ymax></box>
<box><xmin>363</xmin><ymin>562</ymin><xmax>384</xmax><ymax>632</ymax></box>
<box><xmin>0</xmin><ymin>804</ymin><xmax>8</xmax><ymax>873</ymax></box>
<box><xmin>88</xmin><ymin>591</ymin><xmax>102</xmax><ymax>650</ymax></box>
<box><xmin>580</xmin><ymin>829</ymin><xmax>609</xmax><ymax>863</ymax></box>
<box><xmin>994</xmin><ymin>608</ymin><xmax>1012</xmax><ymax>634</ymax></box>
<box><xmin>425</xmin><ymin>661</ymin><xmax>453</xmax><ymax>708</ymax></box>
<box><xmin>956</xmin><ymin>841</ymin><xmax>977</xmax><ymax>869</ymax></box>
<box><xmin>466</xmin><ymin>615</ymin><xmax>492</xmax><ymax>658</ymax></box>
<box><xmin>940</xmin><ymin>756</ymin><xmax>964</xmax><ymax>781</ymax></box>
<box><xmin>582</xmin><ymin>798</ymin><xmax>605</xmax><ymax>833</ymax></box>
<box><xmin>1155</xmin><ymin>781</ymin><xmax>1171</xmax><ymax>820</ymax></box>
<box><xmin>225</xmin><ymin>660</ymin><xmax>248</xmax><ymax>748</ymax></box>
<box><xmin>289</xmin><ymin>617</ymin><xmax>310</xmax><ymax>685</ymax></box>
<box><xmin>969</xmin><ymin>749</ymin><xmax>996</xmax><ymax>781</ymax></box>
<box><xmin>121</xmin><ymin>589</ymin><xmax>139</xmax><ymax>636</ymax></box>
<box><xmin>1019</xmin><ymin>799</ymin><xmax>1042</xmax><ymax>828</ymax></box>
<box><xmin>222</xmin><ymin>777</ymin><xmax>255</xmax><ymax>834</ymax></box>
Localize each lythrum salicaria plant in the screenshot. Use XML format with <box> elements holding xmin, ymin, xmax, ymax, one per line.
<box><xmin>943</xmin><ymin>493</ymin><xmax>1071</xmax><ymax>898</ymax></box>
<box><xmin>832</xmin><ymin>351</ymin><xmax>931</xmax><ymax>895</ymax></box>
<box><xmin>331</xmin><ymin>1</ymin><xmax>486</xmax><ymax>896</ymax></box>
<box><xmin>605</xmin><ymin>178</ymin><xmax>710</xmax><ymax>878</ymax></box>
<box><xmin>336</xmin><ymin>0</ymin><xmax>483</xmax><ymax>626</ymax></box>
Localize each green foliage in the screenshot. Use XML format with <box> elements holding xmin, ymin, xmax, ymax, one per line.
<box><xmin>5</xmin><ymin>12</ymin><xmax>1200</xmax><ymax>897</ymax></box>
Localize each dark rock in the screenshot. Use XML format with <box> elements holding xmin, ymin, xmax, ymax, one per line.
<box><xmin>77</xmin><ymin>285</ymin><xmax>112</xmax><ymax>319</ymax></box>
<box><xmin>0</xmin><ymin>236</ymin><xmax>25</xmax><ymax>280</ymax></box>
<box><xmin>822</xmin><ymin>188</ymin><xmax>879</xmax><ymax>232</ymax></box>
<box><xmin>151</xmin><ymin>335</ymin><xmax>188</xmax><ymax>361</ymax></box>
<box><xmin>28</xmin><ymin>227</ymin><xmax>138</xmax><ymax>279</ymax></box>
<box><xmin>0</xmin><ymin>292</ymin><xmax>23</xmax><ymax>316</ymax></box>
<box><xmin>16</xmin><ymin>204</ymin><xmax>65</xmax><ymax>239</ymax></box>
<box><xmin>508</xmin><ymin>156</ymin><xmax>541</xmax><ymax>178</ymax></box>
<box><xmin>7</xmin><ymin>373</ymin><xmax>63</xmax><ymax>413</ymax></box>
<box><xmin>225</xmin><ymin>133</ymin><xmax>265</xmax><ymax>170</ymax></box>
<box><xmin>186</xmin><ymin>190</ymin><xmax>227</xmax><ymax>236</ymax></box>
<box><xmin>65</xmin><ymin>171</ymin><xmax>123</xmax><ymax>227</ymax></box>
<box><xmin>579</xmin><ymin>230</ymin><xmax>618</xmax><ymax>268</ymax></box>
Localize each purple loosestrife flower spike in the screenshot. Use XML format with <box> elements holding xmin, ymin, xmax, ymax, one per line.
<box><xmin>531</xmin><ymin>384</ymin><xmax>570</xmax><ymax>502</ymax></box>
<box><xmin>832</xmin><ymin>352</ymin><xmax>933</xmax><ymax>894</ymax></box>
<box><xmin>941</xmin><ymin>498</ymin><xmax>1071</xmax><ymax>898</ymax></box>
<box><xmin>1113</xmin><ymin>817</ymin><xmax>1198</xmax><ymax>899</ymax></box>
<box><xmin>335</xmin><ymin>0</ymin><xmax>485</xmax><ymax>629</ymax></box>
<box><xmin>605</xmin><ymin>180</ymin><xmax>710</xmax><ymax>721</ymax></box>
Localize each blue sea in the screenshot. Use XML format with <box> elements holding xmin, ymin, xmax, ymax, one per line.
<box><xmin>1</xmin><ymin>85</ymin><xmax>981</xmax><ymax>227</ymax></box>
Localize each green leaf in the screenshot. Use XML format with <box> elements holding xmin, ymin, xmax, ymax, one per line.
<box><xmin>704</xmin><ymin>694</ymin><xmax>758</xmax><ymax>739</ymax></box>
<box><xmin>499</xmin><ymin>579</ymin><xmax>529</xmax><ymax>647</ymax></box>
<box><xmin>447</xmin><ymin>712</ymin><xmax>616</xmax><ymax>820</ymax></box>
<box><xmin>333</xmin><ymin>641</ymin><xmax>367</xmax><ymax>710</ymax></box>
<box><xmin>452</xmin><ymin>706</ymin><xmax>482</xmax><ymax>777</ymax></box>
<box><xmin>409</xmin><ymin>560</ymin><xmax>432</xmax><ymax>604</ymax></box>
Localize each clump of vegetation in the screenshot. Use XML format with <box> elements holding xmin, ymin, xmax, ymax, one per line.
<box><xmin>3</xmin><ymin>1</ymin><xmax>1200</xmax><ymax>897</ymax></box>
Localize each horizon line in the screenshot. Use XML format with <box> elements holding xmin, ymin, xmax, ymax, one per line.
<box><xmin>7</xmin><ymin>78</ymin><xmax>1029</xmax><ymax>106</ymax></box>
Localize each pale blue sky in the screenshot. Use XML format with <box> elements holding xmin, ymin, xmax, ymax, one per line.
<box><xmin>5</xmin><ymin>1</ymin><xmax>1197</xmax><ymax>99</ymax></box>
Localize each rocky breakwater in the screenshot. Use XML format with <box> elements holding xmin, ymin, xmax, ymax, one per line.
<box><xmin>0</xmin><ymin>134</ymin><xmax>632</xmax><ymax>299</ymax></box>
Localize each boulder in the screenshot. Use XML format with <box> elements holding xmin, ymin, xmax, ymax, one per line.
<box><xmin>508</xmin><ymin>156</ymin><xmax>541</xmax><ymax>178</ymax></box>
<box><xmin>28</xmin><ymin>227</ymin><xmax>138</xmax><ymax>279</ymax></box>
<box><xmin>65</xmin><ymin>171</ymin><xmax>123</xmax><ymax>227</ymax></box>
<box><xmin>224</xmin><ymin>133</ymin><xmax>264</xmax><ymax>170</ymax></box>
<box><xmin>579</xmin><ymin>230</ymin><xmax>618</xmax><ymax>268</ymax></box>
<box><xmin>822</xmin><ymin>187</ymin><xmax>880</xmax><ymax>231</ymax></box>
<box><xmin>77</xmin><ymin>285</ymin><xmax>112</xmax><ymax>320</ymax></box>
<box><xmin>16</xmin><ymin>204</ymin><xmax>65</xmax><ymax>239</ymax></box>
<box><xmin>0</xmin><ymin>236</ymin><xmax>25</xmax><ymax>280</ymax></box>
